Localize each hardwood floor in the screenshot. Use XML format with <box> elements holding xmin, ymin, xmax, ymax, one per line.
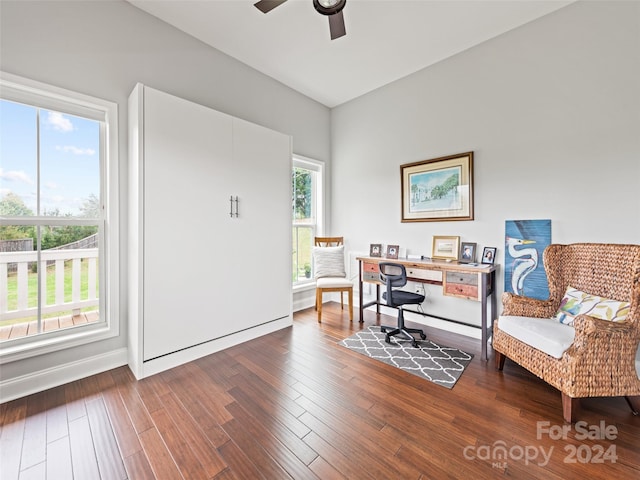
<box><xmin>1</xmin><ymin>303</ymin><xmax>639</xmax><ymax>479</ymax></box>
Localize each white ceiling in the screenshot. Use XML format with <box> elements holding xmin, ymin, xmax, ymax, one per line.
<box><xmin>128</xmin><ymin>0</ymin><xmax>573</xmax><ymax>108</ymax></box>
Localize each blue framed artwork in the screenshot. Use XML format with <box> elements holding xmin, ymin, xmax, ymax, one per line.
<box><xmin>504</xmin><ymin>219</ymin><xmax>551</xmax><ymax>300</ymax></box>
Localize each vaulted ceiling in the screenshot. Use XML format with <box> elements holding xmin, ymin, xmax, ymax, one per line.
<box><xmin>128</xmin><ymin>0</ymin><xmax>573</xmax><ymax>107</ymax></box>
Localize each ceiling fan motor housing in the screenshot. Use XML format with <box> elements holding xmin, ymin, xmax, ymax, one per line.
<box><xmin>313</xmin><ymin>0</ymin><xmax>346</xmax><ymax>16</ymax></box>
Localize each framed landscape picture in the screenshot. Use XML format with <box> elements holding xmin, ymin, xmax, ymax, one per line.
<box><xmin>400</xmin><ymin>152</ymin><xmax>474</xmax><ymax>222</ymax></box>
<box><xmin>432</xmin><ymin>236</ymin><xmax>460</xmax><ymax>261</ymax></box>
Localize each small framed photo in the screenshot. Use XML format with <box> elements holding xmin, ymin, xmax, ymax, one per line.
<box><xmin>432</xmin><ymin>236</ymin><xmax>460</xmax><ymax>261</ymax></box>
<box><xmin>370</xmin><ymin>243</ymin><xmax>382</xmax><ymax>257</ymax></box>
<box><xmin>386</xmin><ymin>244</ymin><xmax>399</xmax><ymax>259</ymax></box>
<box><xmin>481</xmin><ymin>247</ymin><xmax>497</xmax><ymax>265</ymax></box>
<box><xmin>459</xmin><ymin>242</ymin><xmax>477</xmax><ymax>264</ymax></box>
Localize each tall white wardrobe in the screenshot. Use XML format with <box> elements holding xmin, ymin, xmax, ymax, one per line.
<box><xmin>128</xmin><ymin>84</ymin><xmax>292</xmax><ymax>379</ymax></box>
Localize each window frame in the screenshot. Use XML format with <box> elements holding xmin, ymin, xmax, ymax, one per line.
<box><xmin>292</xmin><ymin>154</ymin><xmax>324</xmax><ymax>288</ymax></box>
<box><xmin>0</xmin><ymin>71</ymin><xmax>120</xmax><ymax>363</ymax></box>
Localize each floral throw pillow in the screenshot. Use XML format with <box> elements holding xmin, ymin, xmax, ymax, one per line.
<box><xmin>554</xmin><ymin>286</ymin><xmax>631</xmax><ymax>326</ymax></box>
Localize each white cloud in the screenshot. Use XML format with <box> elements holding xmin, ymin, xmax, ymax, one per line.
<box><xmin>44</xmin><ymin>181</ymin><xmax>59</xmax><ymax>190</ymax></box>
<box><xmin>46</xmin><ymin>111</ymin><xmax>74</xmax><ymax>132</ymax></box>
<box><xmin>0</xmin><ymin>168</ymin><xmax>34</xmax><ymax>185</ymax></box>
<box><xmin>55</xmin><ymin>145</ymin><xmax>96</xmax><ymax>155</ymax></box>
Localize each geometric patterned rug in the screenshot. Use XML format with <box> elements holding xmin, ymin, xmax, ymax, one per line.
<box><xmin>339</xmin><ymin>326</ymin><xmax>473</xmax><ymax>389</ymax></box>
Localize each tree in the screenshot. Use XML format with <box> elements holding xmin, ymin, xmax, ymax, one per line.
<box><xmin>0</xmin><ymin>193</ymin><xmax>36</xmax><ymax>241</ymax></box>
<box><xmin>40</xmin><ymin>201</ymin><xmax>98</xmax><ymax>250</ymax></box>
<box><xmin>0</xmin><ymin>192</ymin><xmax>98</xmax><ymax>248</ymax></box>
<box><xmin>292</xmin><ymin>168</ymin><xmax>312</xmax><ymax>220</ymax></box>
<box><xmin>0</xmin><ymin>192</ymin><xmax>33</xmax><ymax>216</ymax></box>
<box><xmin>80</xmin><ymin>193</ymin><xmax>100</xmax><ymax>218</ymax></box>
<box><xmin>429</xmin><ymin>173</ymin><xmax>460</xmax><ymax>200</ymax></box>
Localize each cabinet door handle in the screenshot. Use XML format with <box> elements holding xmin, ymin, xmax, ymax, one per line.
<box><xmin>230</xmin><ymin>195</ymin><xmax>239</xmax><ymax>217</ymax></box>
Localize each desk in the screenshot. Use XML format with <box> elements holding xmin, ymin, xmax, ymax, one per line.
<box><xmin>357</xmin><ymin>256</ymin><xmax>497</xmax><ymax>361</ymax></box>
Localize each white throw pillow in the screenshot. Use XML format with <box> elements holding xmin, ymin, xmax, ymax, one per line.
<box><xmin>313</xmin><ymin>246</ymin><xmax>346</xmax><ymax>278</ymax></box>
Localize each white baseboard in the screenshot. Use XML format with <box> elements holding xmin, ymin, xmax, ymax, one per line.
<box><xmin>0</xmin><ymin>347</ymin><xmax>128</xmax><ymax>404</ymax></box>
<box><xmin>131</xmin><ymin>317</ymin><xmax>293</xmax><ymax>379</ymax></box>
<box><xmin>293</xmin><ymin>287</ymin><xmax>316</xmax><ymax>312</ymax></box>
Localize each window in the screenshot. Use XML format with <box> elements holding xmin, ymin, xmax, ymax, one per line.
<box><xmin>0</xmin><ymin>72</ymin><xmax>119</xmax><ymax>360</ymax></box>
<box><xmin>292</xmin><ymin>156</ymin><xmax>323</xmax><ymax>286</ymax></box>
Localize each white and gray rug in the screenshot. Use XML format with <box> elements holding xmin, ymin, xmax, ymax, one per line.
<box><xmin>339</xmin><ymin>326</ymin><xmax>473</xmax><ymax>389</ymax></box>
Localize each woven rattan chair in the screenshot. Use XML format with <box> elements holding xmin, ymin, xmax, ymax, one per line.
<box><xmin>493</xmin><ymin>243</ymin><xmax>640</xmax><ymax>423</ymax></box>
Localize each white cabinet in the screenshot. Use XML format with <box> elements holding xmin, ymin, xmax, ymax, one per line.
<box><xmin>128</xmin><ymin>84</ymin><xmax>292</xmax><ymax>378</ymax></box>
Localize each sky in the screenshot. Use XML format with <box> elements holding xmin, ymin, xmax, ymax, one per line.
<box><xmin>0</xmin><ymin>99</ymin><xmax>100</xmax><ymax>217</ymax></box>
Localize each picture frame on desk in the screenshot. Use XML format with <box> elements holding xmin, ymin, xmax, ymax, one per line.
<box><xmin>386</xmin><ymin>244</ymin><xmax>399</xmax><ymax>259</ymax></box>
<box><xmin>432</xmin><ymin>236</ymin><xmax>460</xmax><ymax>261</ymax></box>
<box><xmin>459</xmin><ymin>242</ymin><xmax>477</xmax><ymax>263</ymax></box>
<box><xmin>369</xmin><ymin>243</ymin><xmax>382</xmax><ymax>257</ymax></box>
<box><xmin>481</xmin><ymin>247</ymin><xmax>497</xmax><ymax>265</ymax></box>
<box><xmin>400</xmin><ymin>151</ymin><xmax>474</xmax><ymax>222</ymax></box>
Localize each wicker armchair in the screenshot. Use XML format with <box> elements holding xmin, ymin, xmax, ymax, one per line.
<box><xmin>493</xmin><ymin>243</ymin><xmax>640</xmax><ymax>423</ymax></box>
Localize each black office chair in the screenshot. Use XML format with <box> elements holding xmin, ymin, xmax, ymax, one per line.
<box><xmin>379</xmin><ymin>262</ymin><xmax>427</xmax><ymax>348</ymax></box>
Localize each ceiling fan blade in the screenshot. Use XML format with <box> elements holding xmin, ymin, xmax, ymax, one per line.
<box><xmin>328</xmin><ymin>11</ymin><xmax>346</xmax><ymax>40</ymax></box>
<box><xmin>254</xmin><ymin>0</ymin><xmax>288</xmax><ymax>14</ymax></box>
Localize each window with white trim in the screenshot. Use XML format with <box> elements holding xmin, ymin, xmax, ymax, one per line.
<box><xmin>292</xmin><ymin>155</ymin><xmax>323</xmax><ymax>286</ymax></box>
<box><xmin>0</xmin><ymin>72</ymin><xmax>119</xmax><ymax>360</ymax></box>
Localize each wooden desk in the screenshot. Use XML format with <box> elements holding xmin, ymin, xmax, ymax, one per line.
<box><xmin>357</xmin><ymin>256</ymin><xmax>497</xmax><ymax>361</ymax></box>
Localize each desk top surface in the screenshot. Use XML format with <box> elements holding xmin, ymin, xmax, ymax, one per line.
<box><xmin>356</xmin><ymin>256</ymin><xmax>496</xmax><ymax>274</ymax></box>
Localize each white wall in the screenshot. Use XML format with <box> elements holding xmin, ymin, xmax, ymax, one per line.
<box><xmin>0</xmin><ymin>0</ymin><xmax>330</xmax><ymax>395</ymax></box>
<box><xmin>331</xmin><ymin>1</ymin><xmax>640</xmax><ymax>331</ymax></box>
<box><xmin>2</xmin><ymin>0</ymin><xmax>638</xmax><ymax>396</ymax></box>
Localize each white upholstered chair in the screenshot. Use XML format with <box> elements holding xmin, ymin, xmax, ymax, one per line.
<box><xmin>313</xmin><ymin>237</ymin><xmax>353</xmax><ymax>323</ymax></box>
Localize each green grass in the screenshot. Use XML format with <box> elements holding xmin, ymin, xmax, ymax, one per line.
<box><xmin>2</xmin><ymin>260</ymin><xmax>98</xmax><ymax>326</ymax></box>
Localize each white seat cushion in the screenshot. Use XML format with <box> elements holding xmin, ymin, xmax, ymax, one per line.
<box><xmin>316</xmin><ymin>277</ymin><xmax>352</xmax><ymax>289</ymax></box>
<box><xmin>498</xmin><ymin>315</ymin><xmax>576</xmax><ymax>359</ymax></box>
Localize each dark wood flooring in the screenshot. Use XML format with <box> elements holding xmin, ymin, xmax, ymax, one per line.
<box><xmin>1</xmin><ymin>303</ymin><xmax>639</xmax><ymax>479</ymax></box>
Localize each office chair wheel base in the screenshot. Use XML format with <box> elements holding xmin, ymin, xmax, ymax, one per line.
<box><xmin>385</xmin><ymin>334</ymin><xmax>392</xmax><ymax>344</ymax></box>
<box><xmin>420</xmin><ymin>332</ymin><xmax>427</xmax><ymax>340</ymax></box>
<box><xmin>411</xmin><ymin>341</ymin><xmax>419</xmax><ymax>348</ymax></box>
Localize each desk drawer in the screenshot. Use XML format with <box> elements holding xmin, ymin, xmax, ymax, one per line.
<box><xmin>443</xmin><ymin>271</ymin><xmax>479</xmax><ymax>300</ymax></box>
<box><xmin>363</xmin><ymin>272</ymin><xmax>380</xmax><ymax>282</ymax></box>
<box><xmin>406</xmin><ymin>268</ymin><xmax>442</xmax><ymax>283</ymax></box>
<box><xmin>363</xmin><ymin>262</ymin><xmax>380</xmax><ymax>273</ymax></box>
<box><xmin>362</xmin><ymin>262</ymin><xmax>380</xmax><ymax>283</ymax></box>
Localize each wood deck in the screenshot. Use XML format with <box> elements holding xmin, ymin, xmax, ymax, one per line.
<box><xmin>1</xmin><ymin>303</ymin><xmax>639</xmax><ymax>479</ymax></box>
<box><xmin>0</xmin><ymin>311</ymin><xmax>99</xmax><ymax>341</ymax></box>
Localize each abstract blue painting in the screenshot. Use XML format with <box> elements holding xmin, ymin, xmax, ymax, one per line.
<box><xmin>504</xmin><ymin>219</ymin><xmax>552</xmax><ymax>300</ymax></box>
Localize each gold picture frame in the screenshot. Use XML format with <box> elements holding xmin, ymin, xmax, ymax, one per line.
<box><xmin>432</xmin><ymin>236</ymin><xmax>460</xmax><ymax>261</ymax></box>
<box><xmin>400</xmin><ymin>152</ymin><xmax>474</xmax><ymax>222</ymax></box>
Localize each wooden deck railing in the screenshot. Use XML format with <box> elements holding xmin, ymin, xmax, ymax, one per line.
<box><xmin>0</xmin><ymin>248</ymin><xmax>99</xmax><ymax>325</ymax></box>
